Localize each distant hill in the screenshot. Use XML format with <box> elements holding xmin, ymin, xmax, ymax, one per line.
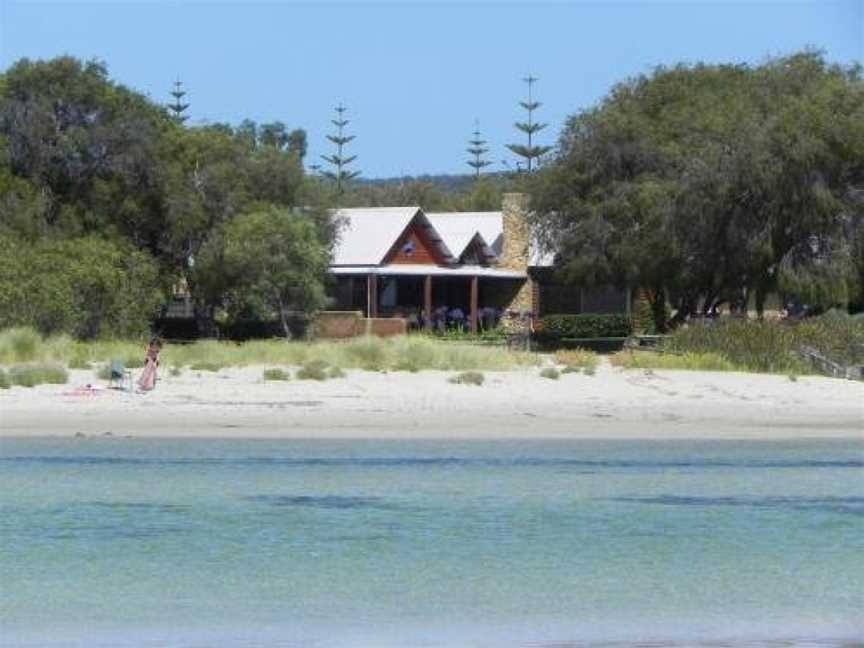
<box><xmin>356</xmin><ymin>172</ymin><xmax>509</xmax><ymax>193</ymax></box>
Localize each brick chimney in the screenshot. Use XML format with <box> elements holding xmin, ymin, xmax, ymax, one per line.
<box><xmin>498</xmin><ymin>192</ymin><xmax>530</xmax><ymax>272</ymax></box>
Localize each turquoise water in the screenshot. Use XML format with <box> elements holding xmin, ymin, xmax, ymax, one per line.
<box><xmin>1</xmin><ymin>438</ymin><xmax>862</xmax><ymax>647</ymax></box>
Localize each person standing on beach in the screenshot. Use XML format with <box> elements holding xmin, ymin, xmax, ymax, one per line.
<box><xmin>137</xmin><ymin>337</ymin><xmax>163</xmax><ymax>391</ymax></box>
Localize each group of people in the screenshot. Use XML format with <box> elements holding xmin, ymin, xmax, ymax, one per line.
<box><xmin>401</xmin><ymin>306</ymin><xmax>501</xmax><ymax>332</ymax></box>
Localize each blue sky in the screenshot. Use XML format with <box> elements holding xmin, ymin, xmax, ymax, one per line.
<box><xmin>1</xmin><ymin>1</ymin><xmax>861</xmax><ymax>177</ymax></box>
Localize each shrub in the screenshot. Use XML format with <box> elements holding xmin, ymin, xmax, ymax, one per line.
<box><xmin>8</xmin><ymin>363</ymin><xmax>69</xmax><ymax>387</ymax></box>
<box><xmin>534</xmin><ymin>314</ymin><xmax>633</xmax><ymax>347</ymax></box>
<box><xmin>561</xmin><ymin>365</ymin><xmax>581</xmax><ymax>374</ymax></box>
<box><xmin>0</xmin><ymin>369</ymin><xmax>10</xmax><ymax>389</ymax></box>
<box><xmin>327</xmin><ymin>366</ymin><xmax>346</xmax><ymax>379</ymax></box>
<box><xmin>0</xmin><ymin>236</ymin><xmax>163</xmax><ymax>339</ymax></box>
<box><xmin>448</xmin><ymin>371</ymin><xmax>485</xmax><ymax>386</ymax></box>
<box><xmin>583</xmin><ymin>366</ymin><xmax>596</xmax><ymax>376</ymax></box>
<box><xmin>262</xmin><ymin>368</ymin><xmax>290</xmax><ymax>381</ymax></box>
<box><xmin>665</xmin><ymin>316</ymin><xmax>864</xmax><ymax>374</ymax></box>
<box><xmin>296</xmin><ymin>360</ymin><xmax>330</xmax><ymax>381</ymax></box>
<box><xmin>539</xmin><ymin>367</ymin><xmax>561</xmax><ymax>380</ymax></box>
<box><xmin>169</xmin><ymin>366</ymin><xmax>182</xmax><ymax>377</ymax></box>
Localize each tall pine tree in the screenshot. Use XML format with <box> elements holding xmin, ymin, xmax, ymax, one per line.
<box><xmin>321</xmin><ymin>103</ymin><xmax>360</xmax><ymax>192</ymax></box>
<box><xmin>466</xmin><ymin>122</ymin><xmax>492</xmax><ymax>178</ymax></box>
<box><xmin>506</xmin><ymin>75</ymin><xmax>552</xmax><ymax>172</ymax></box>
<box><xmin>168</xmin><ymin>79</ymin><xmax>189</xmax><ymax>124</ymax></box>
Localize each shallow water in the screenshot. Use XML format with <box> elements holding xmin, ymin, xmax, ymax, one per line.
<box><xmin>1</xmin><ymin>437</ymin><xmax>862</xmax><ymax>647</ymax></box>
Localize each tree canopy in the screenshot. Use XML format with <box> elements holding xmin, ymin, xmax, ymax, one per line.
<box><xmin>529</xmin><ymin>51</ymin><xmax>864</xmax><ymax>329</ymax></box>
<box><xmin>0</xmin><ymin>56</ymin><xmax>335</xmax><ymax>338</ymax></box>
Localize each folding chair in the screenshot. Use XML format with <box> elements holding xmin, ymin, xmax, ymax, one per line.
<box><xmin>108</xmin><ymin>359</ymin><xmax>133</xmax><ymax>391</ymax></box>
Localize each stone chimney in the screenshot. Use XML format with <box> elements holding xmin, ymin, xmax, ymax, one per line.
<box><xmin>498</xmin><ymin>193</ymin><xmax>530</xmax><ymax>272</ymax></box>
<box><xmin>496</xmin><ymin>193</ymin><xmax>535</xmax><ymax>326</ymax></box>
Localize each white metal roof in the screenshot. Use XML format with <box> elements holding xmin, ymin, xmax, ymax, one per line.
<box><xmin>331</xmin><ymin>205</ymin><xmax>554</xmax><ymax>268</ymax></box>
<box><xmin>330</xmin><ymin>264</ymin><xmax>527</xmax><ymax>279</ymax></box>
<box><xmin>332</xmin><ymin>206</ymin><xmax>421</xmax><ymax>266</ymax></box>
<box><xmin>425</xmin><ymin>211</ymin><xmax>503</xmax><ymax>258</ymax></box>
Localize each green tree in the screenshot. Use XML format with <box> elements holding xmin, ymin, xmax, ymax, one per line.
<box><xmin>0</xmin><ymin>57</ymin><xmax>175</xmax><ymax>248</ymax></box>
<box><xmin>0</xmin><ymin>235</ymin><xmax>163</xmax><ymax>338</ymax></box>
<box><xmin>466</xmin><ymin>123</ymin><xmax>492</xmax><ymax>178</ymax></box>
<box><xmin>529</xmin><ymin>51</ymin><xmax>864</xmax><ymax>329</ymax></box>
<box><xmin>220</xmin><ymin>207</ymin><xmax>332</xmax><ymax>338</ymax></box>
<box><xmin>506</xmin><ymin>75</ymin><xmax>553</xmax><ymax>172</ymax></box>
<box><xmin>321</xmin><ymin>103</ymin><xmax>360</xmax><ymax>193</ymax></box>
<box><xmin>168</xmin><ymin>79</ymin><xmax>190</xmax><ymax>123</ymax></box>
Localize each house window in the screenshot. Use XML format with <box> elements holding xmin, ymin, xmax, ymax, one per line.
<box><xmin>401</xmin><ymin>238</ymin><xmax>416</xmax><ymax>256</ymax></box>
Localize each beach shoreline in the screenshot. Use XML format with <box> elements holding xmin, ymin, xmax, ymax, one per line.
<box><xmin>1</xmin><ymin>363</ymin><xmax>861</xmax><ymax>440</ymax></box>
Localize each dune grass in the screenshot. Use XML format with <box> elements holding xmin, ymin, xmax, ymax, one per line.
<box><xmin>610</xmin><ymin>350</ymin><xmax>739</xmax><ymax>372</ymax></box>
<box><xmin>554</xmin><ymin>348</ymin><xmax>599</xmax><ymax>371</ymax></box>
<box><xmin>448</xmin><ymin>371</ymin><xmax>485</xmax><ymax>386</ymax></box>
<box><xmin>190</xmin><ymin>361</ymin><xmax>224</xmax><ymax>372</ymax></box>
<box><xmin>296</xmin><ymin>360</ymin><xmax>330</xmax><ymax>381</ymax></box>
<box><xmin>262</xmin><ymin>368</ymin><xmax>290</xmax><ymax>381</ymax></box>
<box><xmin>539</xmin><ymin>367</ymin><xmax>561</xmax><ymax>380</ymax></box>
<box><xmin>0</xmin><ymin>328</ymin><xmax>537</xmax><ymax>373</ymax></box>
<box><xmin>666</xmin><ymin>316</ymin><xmax>863</xmax><ymax>374</ymax></box>
<box><xmin>6</xmin><ymin>363</ymin><xmax>69</xmax><ymax>387</ymax></box>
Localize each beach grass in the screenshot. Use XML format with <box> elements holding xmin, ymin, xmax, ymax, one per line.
<box><xmin>262</xmin><ymin>368</ymin><xmax>290</xmax><ymax>381</ymax></box>
<box><xmin>6</xmin><ymin>363</ymin><xmax>69</xmax><ymax>387</ymax></box>
<box><xmin>665</xmin><ymin>315</ymin><xmax>864</xmax><ymax>374</ymax></box>
<box><xmin>190</xmin><ymin>361</ymin><xmax>224</xmax><ymax>372</ymax></box>
<box><xmin>610</xmin><ymin>350</ymin><xmax>740</xmax><ymax>372</ymax></box>
<box><xmin>0</xmin><ymin>328</ymin><xmax>536</xmax><ymax>373</ymax></box>
<box><xmin>540</xmin><ymin>367</ymin><xmax>561</xmax><ymax>380</ymax></box>
<box><xmin>554</xmin><ymin>348</ymin><xmax>599</xmax><ymax>370</ymax></box>
<box><xmin>448</xmin><ymin>370</ymin><xmax>485</xmax><ymax>386</ymax></box>
<box><xmin>296</xmin><ymin>360</ymin><xmax>330</xmax><ymax>381</ymax></box>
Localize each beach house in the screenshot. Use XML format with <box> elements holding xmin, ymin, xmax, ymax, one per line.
<box><xmin>326</xmin><ymin>193</ymin><xmax>631</xmax><ymax>333</ymax></box>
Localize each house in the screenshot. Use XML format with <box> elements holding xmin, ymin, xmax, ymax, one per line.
<box><xmin>327</xmin><ymin>193</ymin><xmax>631</xmax><ymax>332</ymax></box>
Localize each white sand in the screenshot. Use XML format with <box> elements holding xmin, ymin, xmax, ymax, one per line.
<box><xmin>1</xmin><ymin>360</ymin><xmax>862</xmax><ymax>439</ymax></box>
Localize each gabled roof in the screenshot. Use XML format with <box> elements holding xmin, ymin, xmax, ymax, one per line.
<box><xmin>331</xmin><ymin>205</ymin><xmax>555</xmax><ymax>268</ymax></box>
<box><xmin>332</xmin><ymin>206</ymin><xmax>422</xmax><ymax>266</ymax></box>
<box><xmin>425</xmin><ymin>211</ymin><xmax>503</xmax><ymax>259</ymax></box>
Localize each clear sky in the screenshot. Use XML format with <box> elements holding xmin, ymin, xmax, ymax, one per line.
<box><xmin>0</xmin><ymin>0</ymin><xmax>861</xmax><ymax>178</ymax></box>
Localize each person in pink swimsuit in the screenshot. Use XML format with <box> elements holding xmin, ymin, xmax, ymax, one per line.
<box><xmin>137</xmin><ymin>337</ymin><xmax>163</xmax><ymax>391</ymax></box>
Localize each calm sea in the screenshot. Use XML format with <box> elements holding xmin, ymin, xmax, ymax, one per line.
<box><xmin>1</xmin><ymin>437</ymin><xmax>862</xmax><ymax>647</ymax></box>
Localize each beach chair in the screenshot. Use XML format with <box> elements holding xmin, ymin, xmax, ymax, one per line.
<box><xmin>108</xmin><ymin>359</ymin><xmax>133</xmax><ymax>391</ymax></box>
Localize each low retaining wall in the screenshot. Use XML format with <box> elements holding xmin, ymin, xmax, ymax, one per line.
<box><xmin>313</xmin><ymin>311</ymin><xmax>407</xmax><ymax>338</ymax></box>
<box><xmin>362</xmin><ymin>318</ymin><xmax>407</xmax><ymax>337</ymax></box>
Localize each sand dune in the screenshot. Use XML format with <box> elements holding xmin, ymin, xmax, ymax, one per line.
<box><xmin>1</xmin><ymin>361</ymin><xmax>862</xmax><ymax>439</ymax></box>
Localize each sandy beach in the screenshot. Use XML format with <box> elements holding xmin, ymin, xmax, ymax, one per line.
<box><xmin>1</xmin><ymin>361</ymin><xmax>861</xmax><ymax>439</ymax></box>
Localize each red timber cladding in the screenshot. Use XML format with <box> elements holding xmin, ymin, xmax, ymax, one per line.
<box><xmin>383</xmin><ymin>218</ymin><xmax>446</xmax><ymax>265</ymax></box>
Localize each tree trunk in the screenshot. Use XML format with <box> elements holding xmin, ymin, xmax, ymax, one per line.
<box><xmin>648</xmin><ymin>286</ymin><xmax>668</xmax><ymax>334</ymax></box>
<box><xmin>277</xmin><ymin>298</ymin><xmax>292</xmax><ymax>340</ymax></box>
<box><xmin>754</xmin><ymin>283</ymin><xmax>769</xmax><ymax>319</ymax></box>
<box><xmin>669</xmin><ymin>293</ymin><xmax>696</xmax><ymax>328</ymax></box>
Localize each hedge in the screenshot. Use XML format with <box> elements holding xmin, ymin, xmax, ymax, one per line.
<box><xmin>534</xmin><ymin>314</ymin><xmax>633</xmax><ymax>342</ymax></box>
